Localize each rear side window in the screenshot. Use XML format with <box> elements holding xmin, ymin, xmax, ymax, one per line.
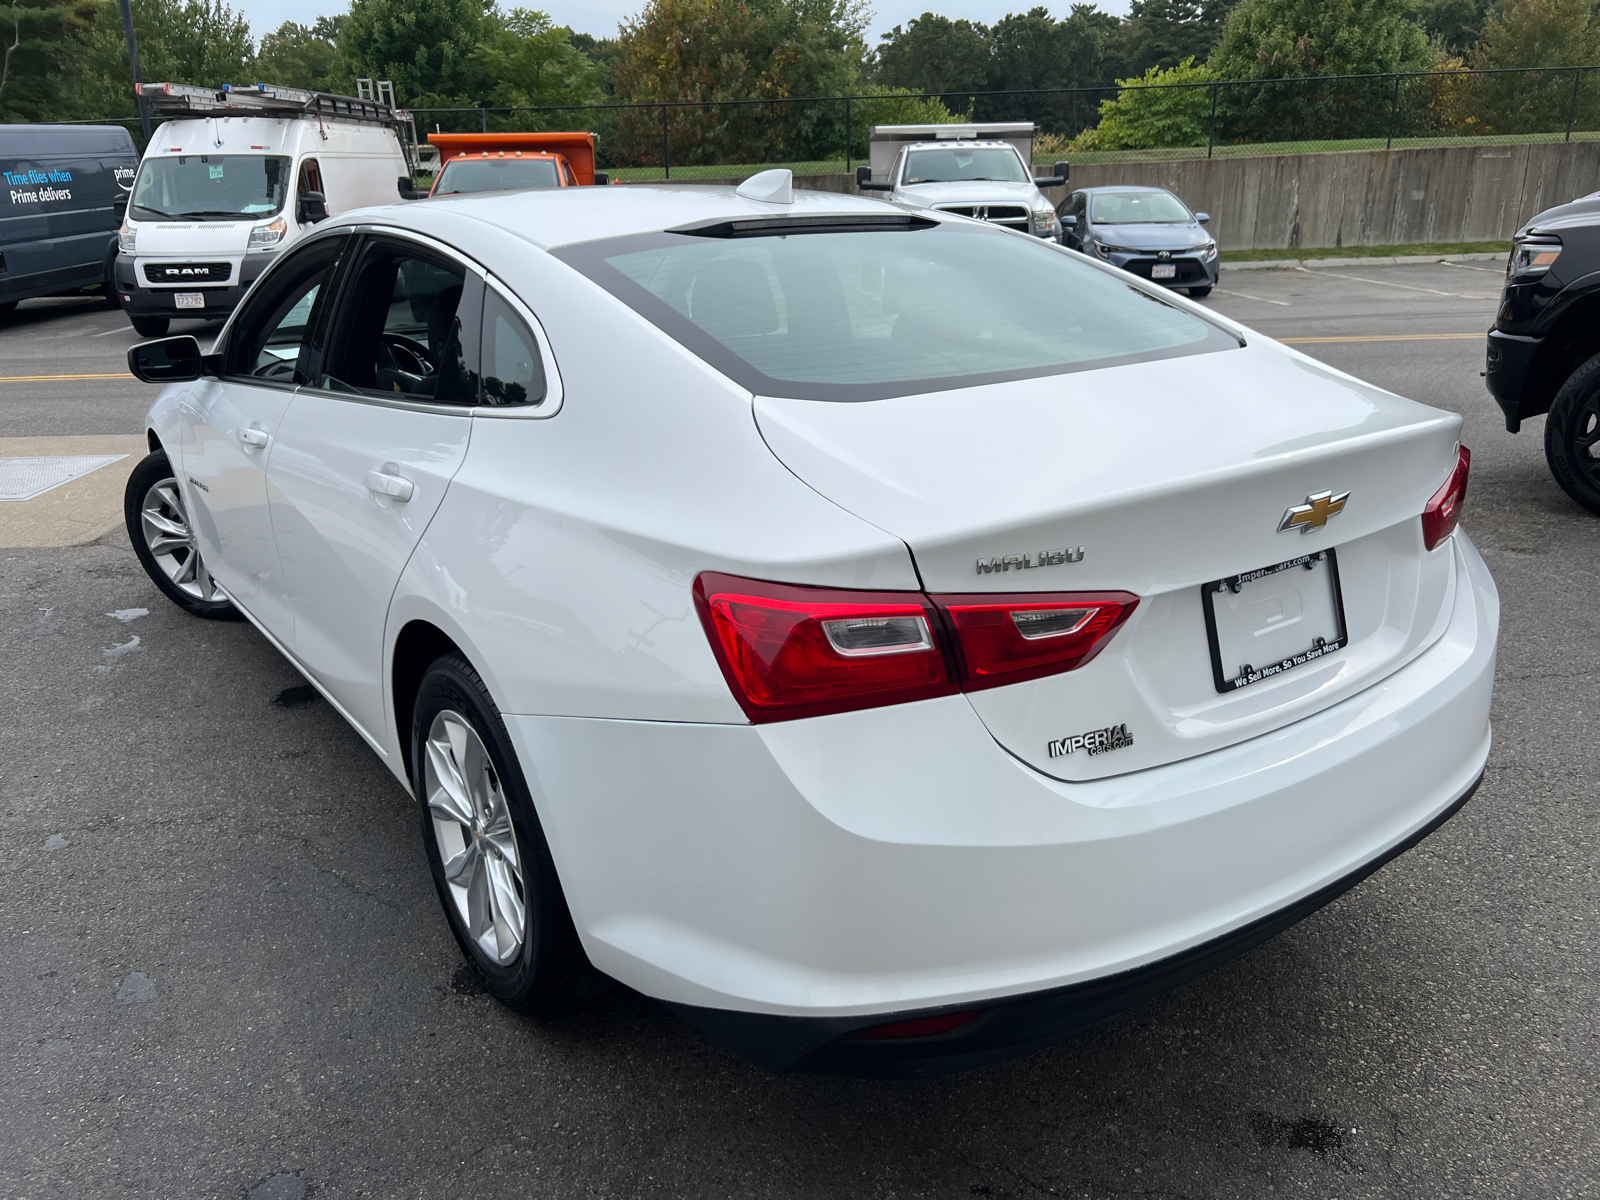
<box><xmin>554</xmin><ymin>223</ymin><xmax>1232</xmax><ymax>402</ymax></box>
<box><xmin>480</xmin><ymin>288</ymin><xmax>546</xmax><ymax>406</ymax></box>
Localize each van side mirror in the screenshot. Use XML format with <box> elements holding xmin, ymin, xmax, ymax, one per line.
<box><xmin>297</xmin><ymin>191</ymin><xmax>328</xmax><ymax>224</ymax></box>
<box><xmin>396</xmin><ymin>176</ymin><xmax>427</xmax><ymax>201</ymax></box>
<box><xmin>1054</xmin><ymin>162</ymin><xmax>1070</xmax><ymax>184</ymax></box>
<box><xmin>1032</xmin><ymin>174</ymin><xmax>1066</xmax><ymax>188</ymax></box>
<box><xmin>113</xmin><ymin>193</ymin><xmax>129</xmax><ymax>216</ymax></box>
<box><xmin>1195</xmin><ymin>212</ymin><xmax>1211</xmax><ymax>225</ymax></box>
<box><xmin>592</xmin><ymin>172</ymin><xmax>610</xmax><ymax>185</ymax></box>
<box><xmin>856</xmin><ymin>165</ymin><xmax>892</xmax><ymax>192</ymax></box>
<box><xmin>128</xmin><ymin>335</ymin><xmax>203</xmax><ymax>384</ymax></box>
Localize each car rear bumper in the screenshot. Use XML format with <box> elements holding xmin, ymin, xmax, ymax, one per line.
<box><xmin>504</xmin><ymin>530</ymin><xmax>1496</xmax><ymax>1074</ymax></box>
<box><xmin>1483</xmin><ymin>328</ymin><xmax>1542</xmax><ymax>432</ymax></box>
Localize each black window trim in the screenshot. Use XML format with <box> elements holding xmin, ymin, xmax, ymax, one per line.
<box><xmin>551</xmin><ymin>221</ymin><xmax>1241</xmax><ymax>403</ymax></box>
<box><xmin>293</xmin><ymin>227</ymin><xmax>487</xmax><ymax>418</ymax></box>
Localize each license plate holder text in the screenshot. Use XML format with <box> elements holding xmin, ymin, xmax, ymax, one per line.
<box><xmin>1202</xmin><ymin>550</ymin><xmax>1348</xmax><ymax>693</ymax></box>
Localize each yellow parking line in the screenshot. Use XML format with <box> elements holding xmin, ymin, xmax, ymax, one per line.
<box><xmin>1280</xmin><ymin>333</ymin><xmax>1484</xmax><ymax>344</ymax></box>
<box><xmin>0</xmin><ymin>372</ymin><xmax>134</xmax><ymax>382</ymax></box>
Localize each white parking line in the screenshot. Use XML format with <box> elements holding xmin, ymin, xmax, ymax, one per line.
<box><xmin>1215</xmin><ymin>288</ymin><xmax>1290</xmax><ymax>306</ymax></box>
<box><xmin>1294</xmin><ymin>266</ymin><xmax>1465</xmax><ymax>297</ymax></box>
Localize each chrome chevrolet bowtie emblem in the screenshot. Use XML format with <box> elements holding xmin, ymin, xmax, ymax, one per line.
<box><xmin>1278</xmin><ymin>490</ymin><xmax>1350</xmax><ymax>533</ymax></box>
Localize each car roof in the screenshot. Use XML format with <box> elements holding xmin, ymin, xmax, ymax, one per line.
<box><xmin>1080</xmin><ymin>185</ymin><xmax>1175</xmax><ymax>195</ymax></box>
<box><xmin>332</xmin><ymin>184</ymin><xmax>931</xmax><ymax>251</ymax></box>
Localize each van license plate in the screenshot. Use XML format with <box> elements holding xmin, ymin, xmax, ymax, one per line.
<box><xmin>174</xmin><ymin>293</ymin><xmax>204</xmax><ymax>310</ymax></box>
<box><xmin>1151</xmin><ymin>264</ymin><xmax>1176</xmax><ymax>279</ymax></box>
<box><xmin>1202</xmin><ymin>550</ymin><xmax>1347</xmax><ymax>693</ymax></box>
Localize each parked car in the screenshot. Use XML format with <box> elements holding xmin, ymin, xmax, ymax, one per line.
<box><xmin>0</xmin><ymin>123</ymin><xmax>138</xmax><ymax>318</ymax></box>
<box><xmin>856</xmin><ymin>122</ymin><xmax>1065</xmax><ymax>239</ymax></box>
<box><xmin>122</xmin><ymin>170</ymin><xmax>1496</xmax><ymax>1078</ymax></box>
<box><xmin>114</xmin><ymin>81</ymin><xmax>419</xmax><ymax>339</ymax></box>
<box><xmin>1483</xmin><ymin>192</ymin><xmax>1600</xmax><ymax>514</ymax></box>
<box><xmin>1059</xmin><ymin>185</ymin><xmax>1218</xmax><ymax>296</ymax></box>
<box><xmin>426</xmin><ymin>132</ymin><xmax>610</xmax><ymax>197</ymax></box>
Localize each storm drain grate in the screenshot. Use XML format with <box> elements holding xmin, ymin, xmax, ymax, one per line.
<box><xmin>0</xmin><ymin>455</ymin><xmax>128</xmax><ymax>501</ymax></box>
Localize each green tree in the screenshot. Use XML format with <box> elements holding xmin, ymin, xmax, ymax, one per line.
<box><xmin>72</xmin><ymin>0</ymin><xmax>254</xmax><ymax>120</ymax></box>
<box><xmin>1466</xmin><ymin>0</ymin><xmax>1600</xmax><ymax>133</ymax></box>
<box><xmin>255</xmin><ymin>16</ymin><xmax>344</xmax><ymax>91</ymax></box>
<box><xmin>1208</xmin><ymin>0</ymin><xmax>1436</xmax><ymax>142</ymax></box>
<box><xmin>871</xmin><ymin>11</ymin><xmax>990</xmax><ymax>95</ymax></box>
<box><xmin>340</xmin><ymin>0</ymin><xmax>492</xmax><ymax>106</ymax></box>
<box><xmin>0</xmin><ymin>0</ymin><xmax>94</xmax><ymax>121</ymax></box>
<box><xmin>570</xmin><ymin>30</ymin><xmax>622</xmax><ymax>94</ymax></box>
<box><xmin>1410</xmin><ymin>0</ymin><xmax>1493</xmax><ymax>56</ymax></box>
<box><xmin>470</xmin><ymin>7</ymin><xmax>603</xmax><ymax>112</ymax></box>
<box><xmin>1110</xmin><ymin>0</ymin><xmax>1235</xmax><ymax>77</ymax></box>
<box><xmin>1070</xmin><ymin>55</ymin><xmax>1218</xmax><ymax>149</ymax></box>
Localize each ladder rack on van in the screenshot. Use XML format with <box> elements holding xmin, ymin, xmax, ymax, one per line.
<box><xmin>137</xmin><ymin>81</ymin><xmax>421</xmax><ymax>176</ymax></box>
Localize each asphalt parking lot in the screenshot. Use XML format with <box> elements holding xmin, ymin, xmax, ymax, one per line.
<box><xmin>2</xmin><ymin>261</ymin><xmax>1597</xmax><ymax>1199</ymax></box>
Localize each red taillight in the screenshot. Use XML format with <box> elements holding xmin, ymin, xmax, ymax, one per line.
<box><xmin>694</xmin><ymin>573</ymin><xmax>1141</xmax><ymax>721</ymax></box>
<box><xmin>693</xmin><ymin>573</ymin><xmax>956</xmax><ymax>723</ymax></box>
<box><xmin>1422</xmin><ymin>445</ymin><xmax>1471</xmax><ymax>551</ymax></box>
<box><xmin>855</xmin><ymin>1009</ymin><xmax>984</xmax><ymax>1040</ymax></box>
<box><xmin>935</xmin><ymin>591</ymin><xmax>1141</xmax><ymax>690</ymax></box>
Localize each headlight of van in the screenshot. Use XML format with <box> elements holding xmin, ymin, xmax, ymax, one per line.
<box><xmin>247</xmin><ymin>217</ymin><xmax>287</xmax><ymax>252</ymax></box>
<box><xmin>118</xmin><ymin>222</ymin><xmax>136</xmax><ymax>254</ymax></box>
<box><xmin>1030</xmin><ymin>206</ymin><xmax>1058</xmax><ymax>237</ymax></box>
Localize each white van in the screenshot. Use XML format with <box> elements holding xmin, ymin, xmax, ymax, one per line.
<box><xmin>115</xmin><ymin>82</ymin><xmax>418</xmax><ymax>337</ymax></box>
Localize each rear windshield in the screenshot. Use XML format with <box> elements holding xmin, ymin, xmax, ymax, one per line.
<box><xmin>902</xmin><ymin>146</ymin><xmax>1029</xmax><ymax>185</ymax></box>
<box><xmin>434</xmin><ymin>157</ymin><xmax>560</xmax><ymax>195</ymax></box>
<box><xmin>554</xmin><ymin>221</ymin><xmax>1233</xmax><ymax>401</ymax></box>
<box><xmin>1090</xmin><ymin>191</ymin><xmax>1192</xmax><ymax>224</ymax></box>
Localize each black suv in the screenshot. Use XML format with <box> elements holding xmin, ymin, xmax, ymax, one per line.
<box><xmin>1485</xmin><ymin>192</ymin><xmax>1600</xmax><ymax>513</ymax></box>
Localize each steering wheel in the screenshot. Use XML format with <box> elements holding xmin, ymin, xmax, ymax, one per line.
<box><xmin>379</xmin><ymin>332</ymin><xmax>436</xmax><ymax>378</ymax></box>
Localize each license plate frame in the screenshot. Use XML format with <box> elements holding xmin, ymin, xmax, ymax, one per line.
<box><xmin>174</xmin><ymin>292</ymin><xmax>205</xmax><ymax>310</ymax></box>
<box><xmin>1201</xmin><ymin>549</ymin><xmax>1348</xmax><ymax>693</ymax></box>
<box><xmin>1151</xmin><ymin>263</ymin><xmax>1177</xmax><ymax>279</ymax></box>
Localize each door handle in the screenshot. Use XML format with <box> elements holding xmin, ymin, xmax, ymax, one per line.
<box><xmin>238</xmin><ymin>425</ymin><xmax>269</xmax><ymax>448</ymax></box>
<box><xmin>365</xmin><ymin>466</ymin><xmax>414</xmax><ymax>502</ymax></box>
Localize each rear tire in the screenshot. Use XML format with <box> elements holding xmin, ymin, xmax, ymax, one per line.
<box><xmin>124</xmin><ymin>451</ymin><xmax>240</xmax><ymax>619</ymax></box>
<box><xmin>0</xmin><ymin>301</ymin><xmax>17</xmax><ymax>321</ymax></box>
<box><xmin>129</xmin><ymin>314</ymin><xmax>168</xmax><ymax>338</ymax></box>
<box><xmin>1188</xmin><ymin>285</ymin><xmax>1213</xmax><ymax>298</ymax></box>
<box><xmin>412</xmin><ymin>653</ymin><xmax>607</xmax><ymax>1016</ymax></box>
<box><xmin>1544</xmin><ymin>351</ymin><xmax>1600</xmax><ymax>516</ymax></box>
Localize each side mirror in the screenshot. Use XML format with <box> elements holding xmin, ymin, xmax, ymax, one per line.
<box><xmin>592</xmin><ymin>172</ymin><xmax>610</xmax><ymax>185</ymax></box>
<box><xmin>1054</xmin><ymin>162</ymin><xmax>1070</xmax><ymax>184</ymax></box>
<box><xmin>1062</xmin><ymin>214</ymin><xmax>1078</xmax><ymax>228</ymax></box>
<box><xmin>297</xmin><ymin>190</ymin><xmax>328</xmax><ymax>224</ymax></box>
<box><xmin>1195</xmin><ymin>212</ymin><xmax>1211</xmax><ymax>225</ymax></box>
<box><xmin>113</xmin><ymin>193</ymin><xmax>129</xmax><ymax>216</ymax></box>
<box><xmin>1032</xmin><ymin>174</ymin><xmax>1066</xmax><ymax>188</ymax></box>
<box><xmin>395</xmin><ymin>176</ymin><xmax>427</xmax><ymax>201</ymax></box>
<box><xmin>856</xmin><ymin>165</ymin><xmax>892</xmax><ymax>192</ymax></box>
<box><xmin>128</xmin><ymin>335</ymin><xmax>203</xmax><ymax>384</ymax></box>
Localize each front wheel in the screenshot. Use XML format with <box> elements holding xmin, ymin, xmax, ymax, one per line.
<box><xmin>1188</xmin><ymin>285</ymin><xmax>1213</xmax><ymax>298</ymax></box>
<box><xmin>413</xmin><ymin>654</ymin><xmax>607</xmax><ymax>1015</ymax></box>
<box><xmin>123</xmin><ymin>451</ymin><xmax>239</xmax><ymax>619</ymax></box>
<box><xmin>129</xmin><ymin>314</ymin><xmax>168</xmax><ymax>338</ymax></box>
<box><xmin>1544</xmin><ymin>351</ymin><xmax>1600</xmax><ymax>515</ymax></box>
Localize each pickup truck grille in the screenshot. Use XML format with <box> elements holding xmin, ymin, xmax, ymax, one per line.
<box><xmin>933</xmin><ymin>204</ymin><xmax>1031</xmax><ymax>230</ymax></box>
<box><xmin>142</xmin><ymin>261</ymin><xmax>231</xmax><ymax>285</ymax></box>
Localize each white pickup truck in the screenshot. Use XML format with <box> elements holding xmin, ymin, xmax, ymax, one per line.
<box><xmin>115</xmin><ymin>81</ymin><xmax>419</xmax><ymax>337</ymax></box>
<box><xmin>855</xmin><ymin>122</ymin><xmax>1067</xmax><ymax>240</ymax></box>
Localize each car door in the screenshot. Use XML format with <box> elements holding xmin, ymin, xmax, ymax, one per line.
<box><xmin>180</xmin><ymin>232</ymin><xmax>350</xmax><ymax>642</ymax></box>
<box><xmin>266</xmin><ymin>231</ymin><xmax>483</xmax><ymax>750</ymax></box>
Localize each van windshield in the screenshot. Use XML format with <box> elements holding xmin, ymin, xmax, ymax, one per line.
<box><xmin>555</xmin><ymin>221</ymin><xmax>1232</xmax><ymax>402</ymax></box>
<box><xmin>131</xmin><ymin>155</ymin><xmax>290</xmax><ymax>220</ymax></box>
<box><xmin>902</xmin><ymin>147</ymin><xmax>1029</xmax><ymax>185</ymax></box>
<box><xmin>433</xmin><ymin>157</ymin><xmax>561</xmax><ymax>196</ymax></box>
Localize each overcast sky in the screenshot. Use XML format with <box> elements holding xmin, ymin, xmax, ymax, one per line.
<box><xmin>231</xmin><ymin>0</ymin><xmax>1133</xmax><ymax>49</ymax></box>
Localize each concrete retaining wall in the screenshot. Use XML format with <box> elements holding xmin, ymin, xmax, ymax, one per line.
<box><xmin>671</xmin><ymin>140</ymin><xmax>1600</xmax><ymax>251</ymax></box>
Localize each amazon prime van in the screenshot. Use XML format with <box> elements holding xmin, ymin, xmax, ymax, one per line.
<box><xmin>1</xmin><ymin>124</ymin><xmax>138</xmax><ymax>318</ymax></box>
<box><xmin>115</xmin><ymin>82</ymin><xmax>420</xmax><ymax>337</ymax></box>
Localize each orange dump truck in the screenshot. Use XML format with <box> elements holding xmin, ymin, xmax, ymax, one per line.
<box><xmin>426</xmin><ymin>132</ymin><xmax>610</xmax><ymax>197</ymax></box>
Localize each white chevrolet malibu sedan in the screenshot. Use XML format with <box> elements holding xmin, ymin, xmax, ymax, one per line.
<box><xmin>123</xmin><ymin>171</ymin><xmax>1496</xmax><ymax>1076</ymax></box>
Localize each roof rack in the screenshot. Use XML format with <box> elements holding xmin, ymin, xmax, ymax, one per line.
<box><xmin>137</xmin><ymin>81</ymin><xmax>420</xmax><ymax>174</ymax></box>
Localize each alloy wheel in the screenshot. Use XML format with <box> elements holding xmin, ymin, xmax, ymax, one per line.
<box><xmin>139</xmin><ymin>477</ymin><xmax>223</xmax><ymax>602</ymax></box>
<box><xmin>424</xmin><ymin>710</ymin><xmax>527</xmax><ymax>965</ymax></box>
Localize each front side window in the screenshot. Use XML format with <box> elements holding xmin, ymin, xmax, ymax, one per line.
<box><xmin>131</xmin><ymin>155</ymin><xmax>291</xmax><ymax>221</ymax></box>
<box><xmin>432</xmin><ymin>156</ymin><xmax>561</xmax><ymax>196</ymax></box>
<box><xmin>319</xmin><ymin>241</ymin><xmax>477</xmax><ymax>404</ymax></box>
<box><xmin>556</xmin><ymin>222</ymin><xmax>1232</xmax><ymax>402</ymax></box>
<box><xmin>1089</xmin><ymin>191</ymin><xmax>1193</xmax><ymax>225</ymax></box>
<box><xmin>224</xmin><ymin>235</ymin><xmax>347</xmax><ymax>383</ymax></box>
<box><xmin>901</xmin><ymin>147</ymin><xmax>1029</xmax><ymax>185</ymax></box>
